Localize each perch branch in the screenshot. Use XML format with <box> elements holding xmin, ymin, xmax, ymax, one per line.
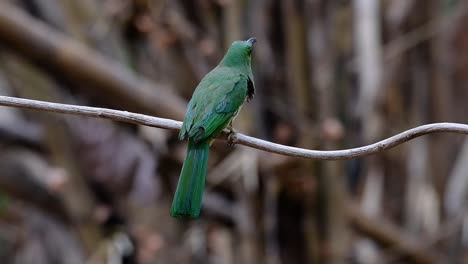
<box><xmin>1</xmin><ymin>95</ymin><xmax>468</xmax><ymax>160</ymax></box>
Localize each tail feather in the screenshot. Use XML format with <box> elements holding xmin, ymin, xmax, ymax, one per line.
<box><xmin>170</xmin><ymin>138</ymin><xmax>210</xmax><ymax>218</ymax></box>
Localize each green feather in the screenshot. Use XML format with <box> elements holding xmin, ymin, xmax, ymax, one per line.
<box><xmin>170</xmin><ymin>138</ymin><xmax>210</xmax><ymax>218</ymax></box>
<box><xmin>171</xmin><ymin>38</ymin><xmax>256</xmax><ymax>218</ymax></box>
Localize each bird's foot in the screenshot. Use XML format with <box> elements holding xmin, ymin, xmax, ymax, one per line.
<box><xmin>227</xmin><ymin>126</ymin><xmax>237</xmax><ymax>146</ymax></box>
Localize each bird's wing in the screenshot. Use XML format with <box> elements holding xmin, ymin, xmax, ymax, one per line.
<box><xmin>184</xmin><ymin>72</ymin><xmax>248</xmax><ymax>142</ymax></box>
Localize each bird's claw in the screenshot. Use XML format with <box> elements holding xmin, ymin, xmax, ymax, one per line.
<box><xmin>227</xmin><ymin>127</ymin><xmax>237</xmax><ymax>146</ymax></box>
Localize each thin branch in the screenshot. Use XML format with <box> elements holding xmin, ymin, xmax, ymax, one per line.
<box><xmin>1</xmin><ymin>95</ymin><xmax>468</xmax><ymax>160</ymax></box>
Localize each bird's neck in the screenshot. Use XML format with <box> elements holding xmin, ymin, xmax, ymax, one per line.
<box><xmin>219</xmin><ymin>55</ymin><xmax>251</xmax><ymax>70</ymax></box>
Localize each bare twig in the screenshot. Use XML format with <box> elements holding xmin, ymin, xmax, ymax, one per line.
<box><xmin>0</xmin><ymin>95</ymin><xmax>468</xmax><ymax>160</ymax></box>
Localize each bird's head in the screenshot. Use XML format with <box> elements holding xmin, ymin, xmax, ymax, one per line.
<box><xmin>220</xmin><ymin>37</ymin><xmax>256</xmax><ymax>67</ymax></box>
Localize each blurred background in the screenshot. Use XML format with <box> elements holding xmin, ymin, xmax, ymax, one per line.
<box><xmin>0</xmin><ymin>0</ymin><xmax>467</xmax><ymax>263</ymax></box>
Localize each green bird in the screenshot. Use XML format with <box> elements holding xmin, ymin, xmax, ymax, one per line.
<box><xmin>170</xmin><ymin>38</ymin><xmax>256</xmax><ymax>218</ymax></box>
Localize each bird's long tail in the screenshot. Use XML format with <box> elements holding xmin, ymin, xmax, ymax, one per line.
<box><xmin>170</xmin><ymin>138</ymin><xmax>210</xmax><ymax>218</ymax></box>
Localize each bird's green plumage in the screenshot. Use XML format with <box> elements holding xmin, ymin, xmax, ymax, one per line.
<box><xmin>170</xmin><ymin>138</ymin><xmax>209</xmax><ymax>218</ymax></box>
<box><xmin>170</xmin><ymin>38</ymin><xmax>256</xmax><ymax>218</ymax></box>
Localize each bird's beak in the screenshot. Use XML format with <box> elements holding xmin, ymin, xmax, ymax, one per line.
<box><xmin>246</xmin><ymin>37</ymin><xmax>257</xmax><ymax>46</ymax></box>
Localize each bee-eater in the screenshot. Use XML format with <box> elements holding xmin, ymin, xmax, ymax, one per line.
<box><xmin>170</xmin><ymin>38</ymin><xmax>256</xmax><ymax>218</ymax></box>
